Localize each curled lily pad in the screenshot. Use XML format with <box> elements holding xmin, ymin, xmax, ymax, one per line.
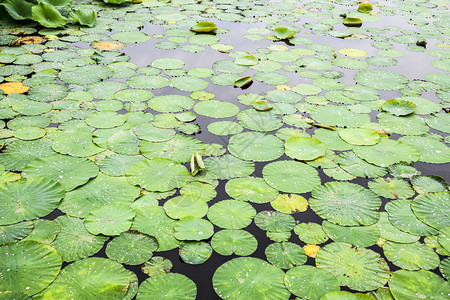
<box><xmin>382</xmin><ymin>99</ymin><xmax>416</xmax><ymax>116</ymax></box>
<box><xmin>213</xmin><ymin>257</ymin><xmax>290</xmax><ymax>300</ymax></box>
<box><xmin>234</xmin><ymin>76</ymin><xmax>253</xmax><ymax>88</ymax></box>
<box><xmin>343</xmin><ymin>17</ymin><xmax>362</xmax><ymax>27</ymax></box>
<box><xmin>274</xmin><ymin>27</ymin><xmax>296</xmax><ymax>40</ymax></box>
<box><xmin>191</xmin><ymin>21</ymin><xmax>217</xmax><ymax>33</ymax></box>
<box><xmin>0</xmin><ymin>241</ymin><xmax>62</xmax><ymax>296</ymax></box>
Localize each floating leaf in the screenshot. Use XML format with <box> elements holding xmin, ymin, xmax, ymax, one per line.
<box><xmin>0</xmin><ymin>82</ymin><xmax>29</xmax><ymax>94</ymax></box>
<box><xmin>322</xmin><ymin>221</ymin><xmax>379</xmax><ymax>247</ymax></box>
<box><xmin>190</xmin><ymin>21</ymin><xmax>217</xmax><ymax>33</ymax></box>
<box><xmin>285</xmin><ymin>137</ymin><xmax>326</xmax><ymax>161</ymax></box>
<box><xmin>84</xmin><ymin>204</ymin><xmax>135</xmax><ymax>236</ymax></box>
<box><xmin>274</xmin><ymin>27</ymin><xmax>296</xmax><ymax>39</ymax></box>
<box><xmin>0</xmin><ymin>241</ymin><xmax>62</xmax><ymax>296</ymax></box>
<box><xmin>338</xmin><ymin>128</ymin><xmax>380</xmax><ymax>146</ymax></box>
<box><xmin>179</xmin><ymin>241</ymin><xmax>212</xmax><ymax>265</ymax></box>
<box><xmin>234</xmin><ymin>76</ymin><xmax>253</xmax><ymax>88</ymax></box>
<box><xmin>265</xmin><ymin>242</ymin><xmax>306</xmax><ymax>269</ymax></box>
<box><xmin>389</xmin><ymin>270</ymin><xmax>450</xmax><ymax>300</ymax></box>
<box><xmin>213</xmin><ymin>257</ymin><xmax>290</xmax><ymax>300</ymax></box>
<box><xmin>381</xmin><ymin>99</ymin><xmax>416</xmax><ymax>116</ymax></box>
<box><xmin>229</xmin><ymin>132</ymin><xmax>284</xmax><ymax>162</ymax></box>
<box><xmin>383</xmin><ymin>241</ymin><xmax>440</xmax><ymax>271</ymax></box>
<box><xmin>343</xmin><ymin>17</ymin><xmax>362</xmax><ymax>27</ymax></box>
<box><xmin>106</xmin><ymin>232</ymin><xmax>158</xmax><ymax>265</ymax></box>
<box><xmin>211</xmin><ymin>229</ymin><xmax>257</xmax><ymax>256</ymax></box>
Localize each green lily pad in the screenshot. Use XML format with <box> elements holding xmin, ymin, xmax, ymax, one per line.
<box><xmin>213</xmin><ymin>257</ymin><xmax>290</xmax><ymax>300</ymax></box>
<box><xmin>98</xmin><ymin>154</ymin><xmax>144</xmax><ymax>177</ymax></box>
<box><xmin>322</xmin><ymin>221</ymin><xmax>379</xmax><ymax>247</ymax></box>
<box><xmin>338</xmin><ymin>128</ymin><xmax>380</xmax><ymax>146</ymax></box>
<box><xmin>310</xmin><ymin>105</ymin><xmax>370</xmax><ymax>128</ymax></box>
<box><xmin>0</xmin><ymin>221</ymin><xmax>33</xmax><ymax>245</ymax></box>
<box><xmin>234</xmin><ymin>76</ymin><xmax>253</xmax><ymax>88</ymax></box>
<box><xmin>343</xmin><ymin>17</ymin><xmax>362</xmax><ymax>27</ymax></box>
<box><xmin>106</xmin><ymin>231</ymin><xmax>158</xmax><ymax>265</ymax></box>
<box><xmin>191</xmin><ymin>21</ymin><xmax>217</xmax><ymax>33</ymax></box>
<box><xmin>111</xmin><ymin>31</ymin><xmax>150</xmax><ymax>43</ymax></box>
<box><xmin>171</xmin><ymin>76</ymin><xmax>208</xmax><ymax>92</ymax></box>
<box><xmin>211</xmin><ymin>229</ymin><xmax>257</xmax><ymax>256</ymax></box>
<box><xmin>225</xmin><ymin>177</ymin><xmax>278</xmax><ymax>203</ymax></box>
<box><xmin>50</xmin><ymin>215</ymin><xmax>107</xmax><ymax>262</ymax></box>
<box><xmin>274</xmin><ymin>27</ymin><xmax>296</xmax><ymax>39</ymax></box>
<box><xmin>207</xmin><ymin>200</ymin><xmax>256</xmax><ymax>229</ymax></box>
<box><xmin>163</xmin><ymin>195</ymin><xmax>208</xmax><ymax>219</ymax></box>
<box><xmin>426</xmin><ymin>113</ymin><xmax>450</xmax><ymax>133</ymax></box>
<box><xmin>263</xmin><ymin>160</ymin><xmax>320</xmax><ymax>193</ymax></box>
<box><xmin>254</xmin><ymin>211</ymin><xmax>296</xmax><ymax>232</ymax></box>
<box><xmin>385</xmin><ymin>200</ymin><xmax>438</xmax><ymax>236</ymax></box>
<box><xmin>194</xmin><ymin>100</ymin><xmax>239</xmax><ymax>118</ymax></box>
<box><xmin>204</xmin><ymin>155</ymin><xmax>254</xmax><ymax>180</ymax></box>
<box><xmin>439</xmin><ymin>227</ymin><xmax>450</xmax><ymax>252</ymax></box>
<box><xmin>399</xmin><ymin>136</ymin><xmax>450</xmax><ymax>164</ymax></box>
<box><xmin>310</xmin><ymin>182</ymin><xmax>381</xmax><ymax>226</ymax></box>
<box><xmin>228</xmin><ymin>132</ymin><xmax>284</xmax><ymax>162</ymax></box>
<box><xmin>52</xmin><ymin>132</ymin><xmax>104</xmax><ymax>157</ymax></box>
<box><xmin>375</xmin><ymin>212</ymin><xmax>420</xmax><ymax>243</ymax></box>
<box><xmin>137</xmin><ymin>273</ymin><xmax>197</xmax><ymax>300</ymax></box>
<box><xmin>174</xmin><ymin>217</ymin><xmax>214</xmax><ymax>241</ymax></box>
<box><xmin>32</xmin><ymin>3</ymin><xmax>67</xmax><ymax>28</ymax></box>
<box><xmin>265</xmin><ymin>242</ymin><xmax>306</xmax><ymax>269</ymax></box>
<box><xmin>84</xmin><ymin>204</ymin><xmax>135</xmax><ymax>236</ymax></box>
<box><xmin>179</xmin><ymin>241</ymin><xmax>212</xmax><ymax>265</ymax></box>
<box><xmin>0</xmin><ymin>241</ymin><xmax>62</xmax><ymax>296</ymax></box>
<box><xmin>285</xmin><ymin>137</ymin><xmax>327</xmax><ymax>161</ymax></box>
<box><xmin>36</xmin><ymin>257</ymin><xmax>133</xmax><ymax>300</ymax></box>
<box><xmin>148</xmin><ymin>95</ymin><xmax>194</xmax><ymax>113</ymax></box>
<box><xmin>389</xmin><ymin>270</ymin><xmax>450</xmax><ymax>300</ymax></box>
<box><xmin>23</xmin><ymin>154</ymin><xmax>98</xmax><ymax>191</ymax></box>
<box><xmin>320</xmin><ymin>291</ymin><xmax>375</xmax><ymax>299</ymax></box>
<box><xmin>354</xmin><ymin>69</ymin><xmax>408</xmax><ymax>90</ymax></box>
<box><xmin>237</xmin><ymin>109</ymin><xmax>283</xmax><ymax>131</ymax></box>
<box><xmin>316</xmin><ymin>242</ymin><xmax>390</xmax><ymax>291</ymax></box>
<box><xmin>0</xmin><ymin>177</ymin><xmax>64</xmax><ymax>225</ymax></box>
<box><xmin>284</xmin><ymin>265</ymin><xmax>340</xmax><ymax>300</ymax></box>
<box><xmin>382</xmin><ymin>99</ymin><xmax>416</xmax><ymax>116</ymax></box>
<box><xmin>60</xmin><ymin>173</ymin><xmax>139</xmax><ymax>218</ymax></box>
<box><xmin>294</xmin><ymin>222</ymin><xmax>329</xmax><ymax>244</ymax></box>
<box><xmin>126</xmin><ymin>158</ymin><xmax>190</xmax><ymax>192</ymax></box>
<box><xmin>383</xmin><ymin>241</ymin><xmax>440</xmax><ymax>271</ymax></box>
<box><xmin>411</xmin><ymin>192</ymin><xmax>450</xmax><ymax>230</ymax></box>
<box><xmin>141</xmin><ymin>256</ymin><xmax>172</xmax><ymax>277</ymax></box>
<box><xmin>22</xmin><ymin>219</ymin><xmax>60</xmax><ymax>245</ymax></box>
<box><xmin>368</xmin><ymin>177</ymin><xmax>415</xmax><ymax>199</ymax></box>
<box><xmin>132</xmin><ymin>206</ymin><xmax>178</xmax><ymax>251</ymax></box>
<box><xmin>353</xmin><ymin>139</ymin><xmax>420</xmax><ymax>167</ymax></box>
<box><xmin>139</xmin><ymin>135</ymin><xmax>204</xmax><ymax>163</ymax></box>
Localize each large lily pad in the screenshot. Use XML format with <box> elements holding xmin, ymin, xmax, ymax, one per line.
<box><xmin>137</xmin><ymin>273</ymin><xmax>197</xmax><ymax>300</ymax></box>
<box><xmin>383</xmin><ymin>241</ymin><xmax>440</xmax><ymax>271</ymax></box>
<box><xmin>139</xmin><ymin>135</ymin><xmax>204</xmax><ymax>163</ymax></box>
<box><xmin>322</xmin><ymin>221</ymin><xmax>379</xmax><ymax>247</ymax></box>
<box><xmin>0</xmin><ymin>177</ymin><xmax>64</xmax><ymax>225</ymax></box>
<box><xmin>228</xmin><ymin>132</ymin><xmax>284</xmax><ymax>162</ymax></box>
<box><xmin>309</xmin><ymin>182</ymin><xmax>381</xmax><ymax>226</ymax></box>
<box><xmin>389</xmin><ymin>270</ymin><xmax>450</xmax><ymax>300</ymax></box>
<box><xmin>284</xmin><ymin>265</ymin><xmax>340</xmax><ymax>300</ymax></box>
<box><xmin>411</xmin><ymin>192</ymin><xmax>450</xmax><ymax>230</ymax></box>
<box><xmin>285</xmin><ymin>137</ymin><xmax>327</xmax><ymax>161</ymax></box>
<box><xmin>354</xmin><ymin>69</ymin><xmax>408</xmax><ymax>90</ymax></box>
<box><xmin>84</xmin><ymin>204</ymin><xmax>135</xmax><ymax>236</ymax></box>
<box><xmin>23</xmin><ymin>154</ymin><xmax>98</xmax><ymax>191</ymax></box>
<box><xmin>263</xmin><ymin>160</ymin><xmax>320</xmax><ymax>193</ymax></box>
<box><xmin>36</xmin><ymin>257</ymin><xmax>133</xmax><ymax>300</ymax></box>
<box><xmin>213</xmin><ymin>257</ymin><xmax>291</xmax><ymax>300</ymax></box>
<box><xmin>126</xmin><ymin>158</ymin><xmax>190</xmax><ymax>192</ymax></box>
<box><xmin>316</xmin><ymin>242</ymin><xmax>390</xmax><ymax>291</ymax></box>
<box><xmin>0</xmin><ymin>241</ymin><xmax>62</xmax><ymax>296</ymax></box>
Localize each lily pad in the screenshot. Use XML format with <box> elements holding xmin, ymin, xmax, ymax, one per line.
<box><xmin>411</xmin><ymin>192</ymin><xmax>450</xmax><ymax>230</ymax></box>
<box><xmin>137</xmin><ymin>273</ymin><xmax>196</xmax><ymax>300</ymax></box>
<box><xmin>368</xmin><ymin>177</ymin><xmax>415</xmax><ymax>199</ymax></box>
<box><xmin>389</xmin><ymin>270</ymin><xmax>450</xmax><ymax>300</ymax></box>
<box><xmin>211</xmin><ymin>229</ymin><xmax>257</xmax><ymax>256</ymax></box>
<box><xmin>354</xmin><ymin>69</ymin><xmax>408</xmax><ymax>90</ymax></box>
<box><xmin>174</xmin><ymin>217</ymin><xmax>214</xmax><ymax>241</ymax></box>
<box><xmin>322</xmin><ymin>221</ymin><xmax>379</xmax><ymax>247</ymax></box>
<box><xmin>228</xmin><ymin>132</ymin><xmax>284</xmax><ymax>162</ymax></box>
<box><xmin>294</xmin><ymin>222</ymin><xmax>329</xmax><ymax>244</ymax></box>
<box><xmin>285</xmin><ymin>137</ymin><xmax>327</xmax><ymax>161</ymax></box>
<box><xmin>316</xmin><ymin>242</ymin><xmax>390</xmax><ymax>291</ymax></box>
<box><xmin>270</xmin><ymin>194</ymin><xmax>308</xmax><ymax>214</ymax></box>
<box><xmin>0</xmin><ymin>241</ymin><xmax>62</xmax><ymax>296</ymax></box>
<box><xmin>179</xmin><ymin>241</ymin><xmax>212</xmax><ymax>265</ymax></box>
<box><xmin>191</xmin><ymin>21</ymin><xmax>217</xmax><ymax>33</ymax></box>
<box><xmin>106</xmin><ymin>231</ymin><xmax>158</xmax><ymax>265</ymax></box>
<box><xmin>204</xmin><ymin>155</ymin><xmax>254</xmax><ymax>180</ymax></box>
<box><xmin>284</xmin><ymin>265</ymin><xmax>340</xmax><ymax>300</ymax></box>
<box><xmin>254</xmin><ymin>211</ymin><xmax>296</xmax><ymax>232</ymax></box>
<box><xmin>0</xmin><ymin>177</ymin><xmax>64</xmax><ymax>225</ymax></box>
<box><xmin>265</xmin><ymin>242</ymin><xmax>307</xmax><ymax>269</ymax></box>
<box><xmin>382</xmin><ymin>99</ymin><xmax>416</xmax><ymax>116</ymax></box>
<box><xmin>36</xmin><ymin>257</ymin><xmax>133</xmax><ymax>300</ymax></box>
<box><xmin>207</xmin><ymin>200</ymin><xmax>255</xmax><ymax>229</ymax></box>
<box><xmin>309</xmin><ymin>182</ymin><xmax>381</xmax><ymax>226</ymax></box>
<box><xmin>163</xmin><ymin>195</ymin><xmax>208</xmax><ymax>219</ymax></box>
<box><xmin>338</xmin><ymin>128</ymin><xmax>380</xmax><ymax>146</ymax></box>
<box><xmin>0</xmin><ymin>221</ymin><xmax>33</xmax><ymax>245</ymax></box>
<box><xmin>23</xmin><ymin>154</ymin><xmax>98</xmax><ymax>191</ymax></box>
<box><xmin>126</xmin><ymin>158</ymin><xmax>190</xmax><ymax>192</ymax></box>
<box><xmin>84</xmin><ymin>204</ymin><xmax>135</xmax><ymax>236</ymax></box>
<box><xmin>213</xmin><ymin>257</ymin><xmax>290</xmax><ymax>300</ymax></box>
<box><xmin>139</xmin><ymin>135</ymin><xmax>204</xmax><ymax>163</ymax></box>
<box><xmin>383</xmin><ymin>241</ymin><xmax>440</xmax><ymax>271</ymax></box>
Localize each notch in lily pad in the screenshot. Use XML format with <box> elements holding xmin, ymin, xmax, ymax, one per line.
<box><xmin>190</xmin><ymin>152</ymin><xmax>205</xmax><ymax>176</ymax></box>
<box><xmin>234</xmin><ymin>76</ymin><xmax>253</xmax><ymax>89</ymax></box>
<box><xmin>343</xmin><ymin>17</ymin><xmax>362</xmax><ymax>27</ymax></box>
<box><xmin>190</xmin><ymin>21</ymin><xmax>217</xmax><ymax>33</ymax></box>
<box><xmin>357</xmin><ymin>2</ymin><xmax>373</xmax><ymax>14</ymax></box>
<box><xmin>273</xmin><ymin>27</ymin><xmax>297</xmax><ymax>40</ymax></box>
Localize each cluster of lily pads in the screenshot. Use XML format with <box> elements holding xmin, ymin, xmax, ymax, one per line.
<box><xmin>0</xmin><ymin>0</ymin><xmax>449</xmax><ymax>299</ymax></box>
